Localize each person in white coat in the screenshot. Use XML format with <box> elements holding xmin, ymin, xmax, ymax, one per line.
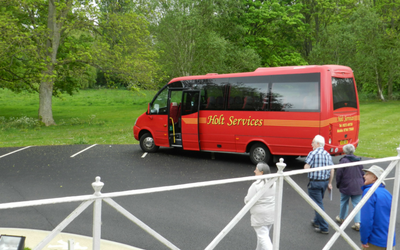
<box><xmin>244</xmin><ymin>162</ymin><xmax>276</xmax><ymax>250</ymax></box>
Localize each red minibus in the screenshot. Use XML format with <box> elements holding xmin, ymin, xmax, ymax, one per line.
<box><xmin>134</xmin><ymin>65</ymin><xmax>360</xmax><ymax>164</ymax></box>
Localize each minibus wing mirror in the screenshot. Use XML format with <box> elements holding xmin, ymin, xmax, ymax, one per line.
<box><xmin>147</xmin><ymin>103</ymin><xmax>150</xmax><ymax>114</ymax></box>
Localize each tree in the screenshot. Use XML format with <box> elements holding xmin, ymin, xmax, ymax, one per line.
<box><xmin>239</xmin><ymin>0</ymin><xmax>309</xmax><ymax>67</ymax></box>
<box><xmin>134</xmin><ymin>0</ymin><xmax>261</xmax><ymax>80</ymax></box>
<box><xmin>308</xmin><ymin>20</ymin><xmax>356</xmax><ymax>66</ymax></box>
<box><xmin>300</xmin><ymin>0</ymin><xmax>358</xmax><ymax>58</ymax></box>
<box><xmin>309</xmin><ymin>6</ymin><xmax>400</xmax><ymax>101</ymax></box>
<box><xmin>0</xmin><ymin>0</ymin><xmax>159</xmax><ymax>125</ymax></box>
<box><xmin>0</xmin><ymin>3</ymin><xmax>43</xmax><ymax>92</ymax></box>
<box><xmin>93</xmin><ymin>10</ymin><xmax>160</xmax><ymax>89</ymax></box>
<box><xmin>373</xmin><ymin>0</ymin><xmax>400</xmax><ymax>99</ymax></box>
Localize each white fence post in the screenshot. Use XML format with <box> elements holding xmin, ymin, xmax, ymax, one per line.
<box><xmin>92</xmin><ymin>176</ymin><xmax>104</xmax><ymax>250</ymax></box>
<box><xmin>68</xmin><ymin>239</ymin><xmax>75</xmax><ymax>250</ymax></box>
<box><xmin>272</xmin><ymin>158</ymin><xmax>286</xmax><ymax>250</ymax></box>
<box><xmin>387</xmin><ymin>145</ymin><xmax>400</xmax><ymax>250</ymax></box>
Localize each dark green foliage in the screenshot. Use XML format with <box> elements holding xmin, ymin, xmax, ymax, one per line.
<box><xmin>2</xmin><ymin>0</ymin><xmax>400</xmax><ymax>108</ymax></box>
<box><xmin>309</xmin><ymin>5</ymin><xmax>400</xmax><ymax>101</ymax></box>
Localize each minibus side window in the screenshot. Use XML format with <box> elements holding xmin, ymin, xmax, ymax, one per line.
<box><xmin>201</xmin><ymin>85</ymin><xmax>226</xmax><ymax>110</ymax></box>
<box><xmin>228</xmin><ymin>77</ymin><xmax>268</xmax><ymax>111</ymax></box>
<box><xmin>270</xmin><ymin>82</ymin><xmax>319</xmax><ymax>112</ymax></box>
<box><xmin>182</xmin><ymin>92</ymin><xmax>199</xmax><ymax>115</ymax></box>
<box><xmin>150</xmin><ymin>87</ymin><xmax>168</xmax><ymax>114</ymax></box>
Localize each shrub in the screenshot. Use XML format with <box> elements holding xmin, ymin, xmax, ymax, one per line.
<box><xmin>0</xmin><ymin>116</ymin><xmax>43</xmax><ymax>130</ymax></box>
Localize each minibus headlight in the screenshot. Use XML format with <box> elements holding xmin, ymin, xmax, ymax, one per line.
<box><xmin>134</xmin><ymin>118</ymin><xmax>138</xmax><ymax>126</ymax></box>
<box><xmin>329</xmin><ymin>139</ymin><xmax>331</xmax><ymax>144</ymax></box>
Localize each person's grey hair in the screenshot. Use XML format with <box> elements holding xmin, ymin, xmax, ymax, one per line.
<box><xmin>256</xmin><ymin>162</ymin><xmax>271</xmax><ymax>174</ymax></box>
<box><xmin>343</xmin><ymin>144</ymin><xmax>355</xmax><ymax>155</ymax></box>
<box><xmin>314</xmin><ymin>135</ymin><xmax>325</xmax><ymax>147</ymax></box>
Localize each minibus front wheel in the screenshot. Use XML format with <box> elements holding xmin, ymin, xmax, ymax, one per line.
<box><xmin>249</xmin><ymin>143</ymin><xmax>271</xmax><ymax>165</ymax></box>
<box><xmin>140</xmin><ymin>133</ymin><xmax>159</xmax><ymax>153</ymax></box>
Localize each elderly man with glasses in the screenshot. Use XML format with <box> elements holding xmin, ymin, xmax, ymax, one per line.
<box><xmin>304</xmin><ymin>135</ymin><xmax>334</xmax><ymax>234</ymax></box>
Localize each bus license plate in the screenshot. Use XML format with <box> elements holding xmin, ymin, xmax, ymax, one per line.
<box><xmin>340</xmin><ymin>140</ymin><xmax>348</xmax><ymax>145</ymax></box>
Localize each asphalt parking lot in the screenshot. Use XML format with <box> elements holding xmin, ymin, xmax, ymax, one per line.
<box><xmin>0</xmin><ymin>144</ymin><xmax>399</xmax><ymax>250</ymax></box>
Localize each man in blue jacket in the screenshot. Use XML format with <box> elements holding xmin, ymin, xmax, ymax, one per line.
<box><xmin>361</xmin><ymin>165</ymin><xmax>396</xmax><ymax>250</ymax></box>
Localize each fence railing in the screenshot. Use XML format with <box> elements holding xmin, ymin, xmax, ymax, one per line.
<box><xmin>0</xmin><ymin>146</ymin><xmax>399</xmax><ymax>250</ymax></box>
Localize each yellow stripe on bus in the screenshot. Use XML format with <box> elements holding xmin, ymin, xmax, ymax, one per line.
<box><xmin>263</xmin><ymin>119</ymin><xmax>320</xmax><ymax>127</ymax></box>
<box><xmin>263</xmin><ymin>116</ymin><xmax>359</xmax><ymax>127</ymax></box>
<box><xmin>182</xmin><ymin>118</ymin><xmax>199</xmax><ymax>125</ymax></box>
<box><xmin>183</xmin><ymin>116</ymin><xmax>359</xmax><ymax>127</ymax></box>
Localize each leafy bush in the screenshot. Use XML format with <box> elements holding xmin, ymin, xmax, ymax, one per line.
<box><xmin>0</xmin><ymin>116</ymin><xmax>43</xmax><ymax>130</ymax></box>
<box><xmin>0</xmin><ymin>115</ymin><xmax>105</xmax><ymax>130</ymax></box>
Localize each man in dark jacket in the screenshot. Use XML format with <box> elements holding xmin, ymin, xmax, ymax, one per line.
<box><xmin>335</xmin><ymin>144</ymin><xmax>364</xmax><ymax>230</ymax></box>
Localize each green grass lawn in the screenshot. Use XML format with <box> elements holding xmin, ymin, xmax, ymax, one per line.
<box><xmin>358</xmin><ymin>101</ymin><xmax>400</xmax><ymax>158</ymax></box>
<box><xmin>0</xmin><ymin>88</ymin><xmax>153</xmax><ymax>146</ymax></box>
<box><xmin>1</xmin><ymin>88</ymin><xmax>399</xmax><ymax>158</ymax></box>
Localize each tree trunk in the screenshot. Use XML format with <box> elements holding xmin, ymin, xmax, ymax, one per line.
<box><xmin>387</xmin><ymin>62</ymin><xmax>393</xmax><ymax>100</ymax></box>
<box><xmin>374</xmin><ymin>64</ymin><xmax>385</xmax><ymax>101</ymax></box>
<box><xmin>38</xmin><ymin>73</ymin><xmax>56</xmax><ymax>126</ymax></box>
<box><xmin>38</xmin><ymin>0</ymin><xmax>63</xmax><ymax>126</ymax></box>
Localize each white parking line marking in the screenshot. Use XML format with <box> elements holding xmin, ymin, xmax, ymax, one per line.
<box><xmin>70</xmin><ymin>144</ymin><xmax>97</xmax><ymax>158</ymax></box>
<box><xmin>0</xmin><ymin>146</ymin><xmax>32</xmax><ymax>159</ymax></box>
<box><xmin>141</xmin><ymin>152</ymin><xmax>148</xmax><ymax>158</ymax></box>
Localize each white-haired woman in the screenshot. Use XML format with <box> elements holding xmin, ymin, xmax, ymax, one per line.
<box><xmin>244</xmin><ymin>162</ymin><xmax>276</xmax><ymax>250</ymax></box>
<box><xmin>335</xmin><ymin>144</ymin><xmax>364</xmax><ymax>230</ymax></box>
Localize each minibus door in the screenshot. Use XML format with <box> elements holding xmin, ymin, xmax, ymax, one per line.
<box><xmin>168</xmin><ymin>89</ymin><xmax>183</xmax><ymax>147</ymax></box>
<box><xmin>180</xmin><ymin>90</ymin><xmax>201</xmax><ymax>151</ymax></box>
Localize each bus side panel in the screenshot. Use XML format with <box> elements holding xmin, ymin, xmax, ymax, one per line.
<box><xmin>199</xmin><ymin>133</ymin><xmax>236</xmax><ymax>152</ymax></box>
<box><xmin>197</xmin><ymin>110</ymin><xmax>320</xmax><ymax>156</ymax></box>
<box><xmin>136</xmin><ymin>114</ymin><xmax>169</xmax><ymax>147</ymax></box>
<box><xmin>198</xmin><ymin>111</ymin><xmax>236</xmax><ymax>152</ymax></box>
<box><xmin>233</xmin><ymin>111</ymin><xmax>321</xmax><ymax>156</ymax></box>
<box><xmin>152</xmin><ymin>115</ymin><xmax>170</xmax><ymax>147</ymax></box>
<box><xmin>181</xmin><ymin>113</ymin><xmax>200</xmax><ymax>151</ymax></box>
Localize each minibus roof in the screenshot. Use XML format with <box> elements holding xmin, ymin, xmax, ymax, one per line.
<box><xmin>169</xmin><ymin>65</ymin><xmax>353</xmax><ymax>83</ymax></box>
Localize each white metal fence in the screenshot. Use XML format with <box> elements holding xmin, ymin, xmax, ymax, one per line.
<box><xmin>0</xmin><ymin>146</ymin><xmax>399</xmax><ymax>250</ymax></box>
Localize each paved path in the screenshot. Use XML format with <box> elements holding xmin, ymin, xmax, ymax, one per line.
<box><xmin>0</xmin><ymin>145</ymin><xmax>398</xmax><ymax>249</ymax></box>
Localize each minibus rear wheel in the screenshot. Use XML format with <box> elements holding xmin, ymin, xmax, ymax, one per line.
<box><xmin>140</xmin><ymin>133</ymin><xmax>159</xmax><ymax>153</ymax></box>
<box><xmin>249</xmin><ymin>143</ymin><xmax>271</xmax><ymax>165</ymax></box>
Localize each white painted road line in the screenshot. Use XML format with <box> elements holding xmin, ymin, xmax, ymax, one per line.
<box><xmin>70</xmin><ymin>144</ymin><xmax>98</xmax><ymax>158</ymax></box>
<box><xmin>141</xmin><ymin>152</ymin><xmax>148</xmax><ymax>158</ymax></box>
<box><xmin>0</xmin><ymin>146</ymin><xmax>32</xmax><ymax>159</ymax></box>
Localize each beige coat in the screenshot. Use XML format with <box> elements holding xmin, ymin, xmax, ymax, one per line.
<box><xmin>244</xmin><ymin>180</ymin><xmax>276</xmax><ymax>227</ymax></box>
